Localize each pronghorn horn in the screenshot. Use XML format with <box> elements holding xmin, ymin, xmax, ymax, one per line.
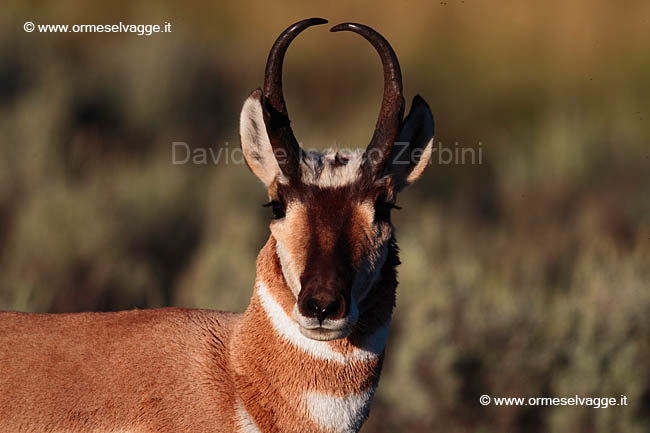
<box><xmin>263</xmin><ymin>17</ymin><xmax>328</xmax><ymax>181</ymax></box>
<box><xmin>330</xmin><ymin>23</ymin><xmax>405</xmax><ymax>179</ymax></box>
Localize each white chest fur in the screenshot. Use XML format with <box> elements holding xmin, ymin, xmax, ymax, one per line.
<box><xmin>303</xmin><ymin>387</ymin><xmax>376</xmax><ymax>433</ymax></box>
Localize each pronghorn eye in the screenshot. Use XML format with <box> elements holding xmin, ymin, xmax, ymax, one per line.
<box><xmin>263</xmin><ymin>200</ymin><xmax>286</xmax><ymax>220</ymax></box>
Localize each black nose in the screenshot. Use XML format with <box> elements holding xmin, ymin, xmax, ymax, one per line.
<box><xmin>302</xmin><ymin>295</ymin><xmax>344</xmax><ymax>324</ymax></box>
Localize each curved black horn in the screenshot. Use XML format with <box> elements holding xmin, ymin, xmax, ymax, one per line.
<box><xmin>330</xmin><ymin>23</ymin><xmax>404</xmax><ymax>177</ymax></box>
<box><xmin>263</xmin><ymin>18</ymin><xmax>327</xmax><ymax>180</ymax></box>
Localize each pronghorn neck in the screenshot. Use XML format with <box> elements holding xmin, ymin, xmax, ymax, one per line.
<box><xmin>230</xmin><ymin>236</ymin><xmax>399</xmax><ymax>433</ymax></box>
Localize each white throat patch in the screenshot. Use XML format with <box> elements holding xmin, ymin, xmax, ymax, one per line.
<box><xmin>303</xmin><ymin>387</ymin><xmax>376</xmax><ymax>433</ymax></box>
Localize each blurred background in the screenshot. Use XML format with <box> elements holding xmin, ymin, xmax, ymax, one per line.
<box><xmin>1</xmin><ymin>1</ymin><xmax>649</xmax><ymax>432</ymax></box>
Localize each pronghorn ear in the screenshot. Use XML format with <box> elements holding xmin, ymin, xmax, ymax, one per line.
<box><xmin>385</xmin><ymin>95</ymin><xmax>434</xmax><ymax>192</ymax></box>
<box><xmin>240</xmin><ymin>89</ymin><xmax>283</xmax><ymax>187</ymax></box>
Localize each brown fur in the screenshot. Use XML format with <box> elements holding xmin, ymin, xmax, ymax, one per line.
<box><xmin>0</xmin><ymin>308</ymin><xmax>240</xmax><ymax>432</ymax></box>
<box><xmin>0</xmin><ymin>231</ymin><xmax>397</xmax><ymax>432</ymax></box>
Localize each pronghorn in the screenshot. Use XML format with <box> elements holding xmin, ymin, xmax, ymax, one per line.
<box><xmin>0</xmin><ymin>18</ymin><xmax>433</xmax><ymax>433</ymax></box>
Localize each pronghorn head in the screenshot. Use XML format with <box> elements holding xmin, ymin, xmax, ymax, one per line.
<box><xmin>240</xmin><ymin>18</ymin><xmax>434</xmax><ymax>341</ymax></box>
